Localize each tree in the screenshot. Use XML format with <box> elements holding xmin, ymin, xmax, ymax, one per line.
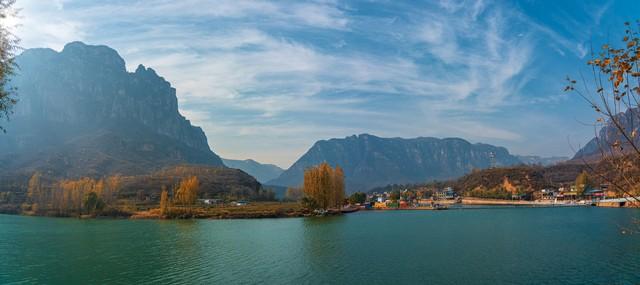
<box><xmin>285</xmin><ymin>187</ymin><xmax>304</xmax><ymax>201</ymax></box>
<box><xmin>104</xmin><ymin>175</ymin><xmax>122</xmax><ymax>205</ymax></box>
<box><xmin>565</xmin><ymin>20</ymin><xmax>640</xmax><ymax>203</ymax></box>
<box><xmin>254</xmin><ymin>188</ymin><xmax>276</xmax><ymax>201</ymax></box>
<box><xmin>83</xmin><ymin>191</ymin><xmax>104</xmax><ymax>215</ymax></box>
<box><xmin>333</xmin><ymin>166</ymin><xmax>345</xmax><ymax>208</ymax></box>
<box><xmin>0</xmin><ymin>0</ymin><xmax>18</xmax><ymax>132</ymax></box>
<box><xmin>302</xmin><ymin>162</ymin><xmax>346</xmax><ymax>210</ymax></box>
<box><xmin>159</xmin><ymin>186</ymin><xmax>170</xmax><ymax>216</ymax></box>
<box><xmin>27</xmin><ymin>172</ymin><xmax>43</xmax><ymax>209</ymax></box>
<box><xmin>389</xmin><ymin>190</ymin><xmax>400</xmax><ymax>202</ymax></box>
<box><xmin>348</xmin><ymin>192</ymin><xmax>366</xmax><ymax>204</ymax></box>
<box><xmin>575</xmin><ymin>171</ymin><xmax>592</xmax><ymax>197</ymax></box>
<box><xmin>175</xmin><ymin>176</ymin><xmax>199</xmax><ymax>206</ymax></box>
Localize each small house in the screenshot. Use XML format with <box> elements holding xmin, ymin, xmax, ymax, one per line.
<box><xmin>584</xmin><ymin>189</ymin><xmax>605</xmax><ymax>201</ymax></box>
<box><xmin>201</xmin><ymin>198</ymin><xmax>223</xmax><ymax>205</ymax></box>
<box><xmin>434</xmin><ymin>187</ymin><xmax>456</xmax><ymax>200</ymax></box>
<box><xmin>538</xmin><ymin>189</ymin><xmax>557</xmax><ymax>200</ymax></box>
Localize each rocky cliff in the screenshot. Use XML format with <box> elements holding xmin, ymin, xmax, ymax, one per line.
<box><xmin>573</xmin><ymin>107</ymin><xmax>640</xmax><ymax>160</ymax></box>
<box><xmin>0</xmin><ymin>42</ymin><xmax>223</xmax><ymax>177</ymax></box>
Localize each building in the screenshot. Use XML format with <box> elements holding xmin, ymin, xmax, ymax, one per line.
<box><xmin>536</xmin><ymin>189</ymin><xmax>557</xmax><ymax>200</ymax></box>
<box><xmin>200</xmin><ymin>199</ymin><xmax>223</xmax><ymax>205</ymax></box>
<box><xmin>434</xmin><ymin>187</ymin><xmax>456</xmax><ymax>200</ymax></box>
<box><xmin>556</xmin><ymin>189</ymin><xmax>578</xmax><ymax>201</ymax></box>
<box><xmin>584</xmin><ymin>189</ymin><xmax>605</xmax><ymax>201</ymax></box>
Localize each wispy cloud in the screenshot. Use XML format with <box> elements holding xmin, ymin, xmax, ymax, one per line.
<box><xmin>10</xmin><ymin>0</ymin><xmax>624</xmax><ymax>167</ymax></box>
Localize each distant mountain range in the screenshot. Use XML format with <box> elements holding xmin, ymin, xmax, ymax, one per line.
<box><xmin>515</xmin><ymin>155</ymin><xmax>567</xmax><ymax>166</ymax></box>
<box><xmin>268</xmin><ymin>134</ymin><xmax>521</xmax><ymax>192</ymax></box>
<box><xmin>0</xmin><ymin>42</ymin><xmax>226</xmax><ymax>178</ymax></box>
<box><xmin>222</xmin><ymin>158</ymin><xmax>283</xmax><ymax>183</ymax></box>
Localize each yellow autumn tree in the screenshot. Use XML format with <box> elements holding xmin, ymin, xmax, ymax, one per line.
<box><xmin>302</xmin><ymin>162</ymin><xmax>345</xmax><ymax>210</ymax></box>
<box><xmin>175</xmin><ymin>176</ymin><xmax>199</xmax><ymax>206</ymax></box>
<box><xmin>333</xmin><ymin>166</ymin><xmax>345</xmax><ymax>208</ymax></box>
<box><xmin>575</xmin><ymin>171</ymin><xmax>592</xmax><ymax>197</ymax></box>
<box><xmin>104</xmin><ymin>175</ymin><xmax>122</xmax><ymax>205</ymax></box>
<box><xmin>159</xmin><ymin>186</ymin><xmax>170</xmax><ymax>216</ymax></box>
<box><xmin>27</xmin><ymin>172</ymin><xmax>44</xmax><ymax>211</ymax></box>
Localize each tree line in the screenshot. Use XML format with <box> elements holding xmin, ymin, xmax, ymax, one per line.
<box><xmin>24</xmin><ymin>172</ymin><xmax>204</xmax><ymax>217</ymax></box>
<box><xmin>159</xmin><ymin>175</ymin><xmax>200</xmax><ymax>217</ymax></box>
<box><xmin>26</xmin><ymin>172</ymin><xmax>122</xmax><ymax>216</ymax></box>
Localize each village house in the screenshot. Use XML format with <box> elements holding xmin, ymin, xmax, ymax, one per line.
<box><xmin>556</xmin><ymin>186</ymin><xmax>578</xmax><ymax>201</ymax></box>
<box><xmin>434</xmin><ymin>187</ymin><xmax>455</xmax><ymax>200</ymax></box>
<box><xmin>200</xmin><ymin>198</ymin><xmax>223</xmax><ymax>205</ymax></box>
<box><xmin>534</xmin><ymin>188</ymin><xmax>558</xmax><ymax>200</ymax></box>
<box><xmin>584</xmin><ymin>188</ymin><xmax>605</xmax><ymax>202</ymax></box>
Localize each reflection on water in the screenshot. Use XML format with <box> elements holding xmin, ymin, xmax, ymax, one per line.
<box><xmin>302</xmin><ymin>216</ymin><xmax>348</xmax><ymax>278</ymax></box>
<box><xmin>0</xmin><ymin>208</ymin><xmax>639</xmax><ymax>284</ymax></box>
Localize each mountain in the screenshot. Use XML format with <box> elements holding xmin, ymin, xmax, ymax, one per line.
<box><xmin>573</xmin><ymin>107</ymin><xmax>640</xmax><ymax>160</ymax></box>
<box><xmin>0</xmin><ymin>42</ymin><xmax>224</xmax><ymax>178</ymax></box>
<box><xmin>267</xmin><ymin>134</ymin><xmax>521</xmax><ymax>192</ymax></box>
<box><xmin>515</xmin><ymin>155</ymin><xmax>568</xmax><ymax>166</ymax></box>
<box><xmin>222</xmin><ymin>158</ymin><xmax>284</xmax><ymax>183</ymax></box>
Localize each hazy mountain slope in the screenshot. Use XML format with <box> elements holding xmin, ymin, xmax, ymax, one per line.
<box><xmin>573</xmin><ymin>107</ymin><xmax>640</xmax><ymax>160</ymax></box>
<box><xmin>268</xmin><ymin>134</ymin><xmax>521</xmax><ymax>192</ymax></box>
<box><xmin>515</xmin><ymin>155</ymin><xmax>568</xmax><ymax>166</ymax></box>
<box><xmin>222</xmin><ymin>158</ymin><xmax>284</xmax><ymax>183</ymax></box>
<box><xmin>119</xmin><ymin>165</ymin><xmax>262</xmax><ymax>199</ymax></box>
<box><xmin>0</xmin><ymin>42</ymin><xmax>224</xmax><ymax>177</ymax></box>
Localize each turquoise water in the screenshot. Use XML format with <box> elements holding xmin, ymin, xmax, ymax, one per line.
<box><xmin>0</xmin><ymin>207</ymin><xmax>638</xmax><ymax>284</ymax></box>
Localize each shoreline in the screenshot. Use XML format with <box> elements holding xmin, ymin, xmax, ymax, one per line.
<box><xmin>460</xmin><ymin>197</ymin><xmax>575</xmax><ymax>206</ymax></box>
<box><xmin>2</xmin><ymin>198</ymin><xmax>637</xmax><ymax>221</ymax></box>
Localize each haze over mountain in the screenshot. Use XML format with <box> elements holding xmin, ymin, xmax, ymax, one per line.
<box><xmin>573</xmin><ymin>107</ymin><xmax>640</xmax><ymax>160</ymax></box>
<box><xmin>0</xmin><ymin>42</ymin><xmax>225</xmax><ymax>178</ymax></box>
<box><xmin>515</xmin><ymin>155</ymin><xmax>568</xmax><ymax>166</ymax></box>
<box><xmin>222</xmin><ymin>158</ymin><xmax>283</xmax><ymax>183</ymax></box>
<box><xmin>268</xmin><ymin>134</ymin><xmax>521</xmax><ymax>192</ymax></box>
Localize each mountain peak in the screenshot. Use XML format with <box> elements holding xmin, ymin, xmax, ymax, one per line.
<box><xmin>135</xmin><ymin>64</ymin><xmax>146</xmax><ymax>73</ymax></box>
<box><xmin>59</xmin><ymin>41</ymin><xmax>126</xmax><ymax>73</ymax></box>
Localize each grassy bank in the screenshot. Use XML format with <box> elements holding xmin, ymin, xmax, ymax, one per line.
<box><xmin>0</xmin><ymin>201</ymin><xmax>314</xmax><ymax>220</ymax></box>
<box><xmin>131</xmin><ymin>202</ymin><xmax>311</xmax><ymax>219</ymax></box>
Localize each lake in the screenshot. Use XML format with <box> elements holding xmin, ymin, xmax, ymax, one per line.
<box><xmin>0</xmin><ymin>207</ymin><xmax>638</xmax><ymax>284</ymax></box>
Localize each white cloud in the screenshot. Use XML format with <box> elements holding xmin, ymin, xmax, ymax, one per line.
<box><xmin>412</xmin><ymin>2</ymin><xmax>533</xmax><ymax>109</ymax></box>
<box><xmin>9</xmin><ymin>0</ymin><xmax>85</xmax><ymax>50</ymax></box>
<box><xmin>11</xmin><ymin>0</ymin><xmax>596</xmax><ymax>166</ymax></box>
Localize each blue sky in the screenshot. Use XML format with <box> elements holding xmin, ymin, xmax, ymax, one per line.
<box><xmin>9</xmin><ymin>0</ymin><xmax>640</xmax><ymax>167</ymax></box>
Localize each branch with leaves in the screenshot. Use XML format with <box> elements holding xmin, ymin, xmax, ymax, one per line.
<box><xmin>566</xmin><ymin>20</ymin><xmax>640</xmax><ymax>203</ymax></box>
